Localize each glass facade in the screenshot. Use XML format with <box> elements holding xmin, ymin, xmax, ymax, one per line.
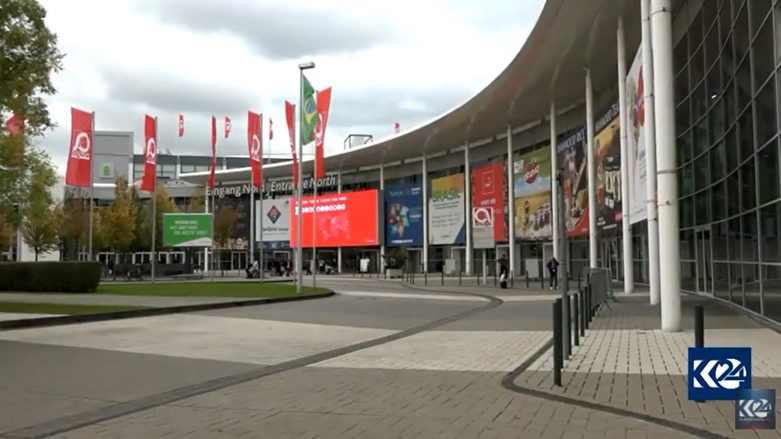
<box><xmin>673</xmin><ymin>0</ymin><xmax>781</xmax><ymax>322</ymax></box>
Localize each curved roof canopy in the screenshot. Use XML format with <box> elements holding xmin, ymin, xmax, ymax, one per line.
<box><xmin>184</xmin><ymin>0</ymin><xmax>677</xmax><ymax>185</ymax></box>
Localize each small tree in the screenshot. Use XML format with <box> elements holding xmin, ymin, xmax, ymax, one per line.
<box><xmin>213</xmin><ymin>204</ymin><xmax>237</xmax><ymax>275</ymax></box>
<box><xmin>186</xmin><ymin>187</ymin><xmax>206</xmax><ymax>213</ymax></box>
<box><xmin>132</xmin><ymin>183</ymin><xmax>178</xmax><ymax>252</ymax></box>
<box><xmin>100</xmin><ymin>177</ymin><xmax>138</xmax><ymax>261</ymax></box>
<box><xmin>21</xmin><ymin>200</ymin><xmax>59</xmax><ymax>261</ymax></box>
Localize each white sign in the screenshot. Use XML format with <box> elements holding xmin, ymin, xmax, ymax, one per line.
<box><xmin>627</xmin><ymin>47</ymin><xmax>647</xmax><ymax>224</ymax></box>
<box><xmin>472</xmin><ymin>207</ymin><xmax>495</xmax><ymax>249</ymax></box>
<box><xmin>256</xmin><ymin>197</ymin><xmax>291</xmax><ymax>245</ymax></box>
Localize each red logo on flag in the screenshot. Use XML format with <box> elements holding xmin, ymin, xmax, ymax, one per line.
<box><xmin>178</xmin><ymin>114</ymin><xmax>184</xmax><ymax>137</ymax></box>
<box><xmin>394</xmin><ymin>122</ymin><xmax>400</xmax><ymax>134</ymax></box>
<box><xmin>5</xmin><ymin>115</ymin><xmax>23</xmax><ymax>135</ymax></box>
<box><xmin>247</xmin><ymin>111</ymin><xmax>262</xmax><ymax>188</ymax></box>
<box><xmin>141</xmin><ymin>115</ymin><xmax>157</xmax><ymax>192</ymax></box>
<box><xmin>269</xmin><ymin>118</ymin><xmax>274</xmax><ymax>140</ymax></box>
<box><xmin>66</xmin><ymin>108</ymin><xmax>93</xmax><ymax>188</ymax></box>
<box><xmin>224</xmin><ymin>116</ymin><xmax>231</xmax><ymax>139</ymax></box>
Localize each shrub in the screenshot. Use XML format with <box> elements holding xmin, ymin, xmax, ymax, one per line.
<box><xmin>0</xmin><ymin>262</ymin><xmax>102</xmax><ymax>293</ymax></box>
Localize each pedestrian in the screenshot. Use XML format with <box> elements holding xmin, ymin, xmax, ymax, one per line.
<box><xmin>498</xmin><ymin>255</ymin><xmax>509</xmax><ymax>289</ymax></box>
<box><xmin>547</xmin><ymin>256</ymin><xmax>560</xmax><ymax>289</ymax></box>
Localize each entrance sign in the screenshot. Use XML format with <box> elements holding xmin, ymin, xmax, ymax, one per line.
<box><xmin>162</xmin><ymin>213</ymin><xmax>214</xmax><ymax>247</ymax></box>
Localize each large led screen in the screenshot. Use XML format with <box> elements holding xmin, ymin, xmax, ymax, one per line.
<box><xmin>289</xmin><ymin>189</ymin><xmax>381</xmax><ymax>247</ymax></box>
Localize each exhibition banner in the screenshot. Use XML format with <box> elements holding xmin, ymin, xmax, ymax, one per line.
<box><xmin>256</xmin><ymin>197</ymin><xmax>292</xmax><ymax>248</ymax></box>
<box><xmin>557</xmin><ymin>126</ymin><xmax>589</xmax><ymax>237</ymax></box>
<box><xmin>215</xmin><ymin>196</ymin><xmax>250</xmax><ymax>250</ymax></box>
<box><xmin>472</xmin><ymin>162</ymin><xmax>507</xmax><ymax>243</ymax></box>
<box><xmin>162</xmin><ymin>213</ymin><xmax>213</xmax><ymax>247</ymax></box>
<box><xmin>514</xmin><ymin>148</ymin><xmax>552</xmax><ymax>239</ymax></box>
<box><xmin>385</xmin><ymin>183</ymin><xmax>424</xmax><ymax>247</ymax></box>
<box><xmin>627</xmin><ymin>47</ymin><xmax>647</xmax><ymax>223</ymax></box>
<box><xmin>289</xmin><ymin>189</ymin><xmax>381</xmax><ymax>247</ymax></box>
<box><xmin>429</xmin><ymin>174</ymin><xmax>466</xmax><ymax>245</ymax></box>
<box><xmin>596</xmin><ymin>102</ymin><xmax>622</xmax><ymax>231</ymax></box>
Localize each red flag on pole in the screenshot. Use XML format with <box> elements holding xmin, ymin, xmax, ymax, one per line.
<box><xmin>394</xmin><ymin>122</ymin><xmax>400</xmax><ymax>134</ymax></box>
<box><xmin>224</xmin><ymin>116</ymin><xmax>231</xmax><ymax>139</ymax></box>
<box><xmin>269</xmin><ymin>118</ymin><xmax>274</xmax><ymax>140</ymax></box>
<box><xmin>178</xmin><ymin>114</ymin><xmax>184</xmax><ymax>137</ymax></box>
<box><xmin>141</xmin><ymin>115</ymin><xmax>157</xmax><ymax>192</ymax></box>
<box><xmin>247</xmin><ymin>111</ymin><xmax>262</xmax><ymax>188</ymax></box>
<box><xmin>5</xmin><ymin>114</ymin><xmax>23</xmax><ymax>135</ymax></box>
<box><xmin>285</xmin><ymin>101</ymin><xmax>298</xmax><ymax>187</ymax></box>
<box><xmin>66</xmin><ymin>108</ymin><xmax>93</xmax><ymax>187</ymax></box>
<box><xmin>209</xmin><ymin>116</ymin><xmax>217</xmax><ymax>190</ymax></box>
<box><xmin>314</xmin><ymin>87</ymin><xmax>332</xmax><ymax>180</ymax></box>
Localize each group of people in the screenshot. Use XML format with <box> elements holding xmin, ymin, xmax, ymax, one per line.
<box><xmin>245</xmin><ymin>258</ymin><xmax>337</xmax><ymax>279</ymax></box>
<box><xmin>497</xmin><ymin>254</ymin><xmax>561</xmax><ymax>289</ymax></box>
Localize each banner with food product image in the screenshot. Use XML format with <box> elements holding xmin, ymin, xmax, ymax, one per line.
<box><xmin>428</xmin><ymin>173</ymin><xmax>465</xmax><ymax>245</ymax></box>
<box><xmin>513</xmin><ymin>147</ymin><xmax>552</xmax><ymax>239</ymax></box>
<box><xmin>627</xmin><ymin>47</ymin><xmax>647</xmax><ymax>224</ymax></box>
<box><xmin>472</xmin><ymin>162</ymin><xmax>507</xmax><ymax>244</ymax></box>
<box><xmin>385</xmin><ymin>183</ymin><xmax>423</xmax><ymax>247</ymax></box>
<box><xmin>596</xmin><ymin>102</ymin><xmax>622</xmax><ymax>231</ymax></box>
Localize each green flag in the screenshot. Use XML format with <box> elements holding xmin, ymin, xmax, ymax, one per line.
<box><xmin>301</xmin><ymin>74</ymin><xmax>318</xmax><ymax>144</ymax></box>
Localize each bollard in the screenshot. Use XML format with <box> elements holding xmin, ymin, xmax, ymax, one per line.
<box><xmin>459</xmin><ymin>269</ymin><xmax>462</xmax><ymax>286</ymax></box>
<box><xmin>425</xmin><ymin>271</ymin><xmax>428</xmax><ymax>286</ymax></box>
<box><xmin>578</xmin><ymin>273</ymin><xmax>581</xmax><ymax>291</ymax></box>
<box><xmin>441</xmin><ymin>270</ymin><xmax>444</xmax><ymax>286</ymax></box>
<box><xmin>573</xmin><ymin>294</ymin><xmax>579</xmax><ymax>347</ymax></box>
<box><xmin>580</xmin><ymin>289</ymin><xmax>587</xmax><ymax>336</ymax></box>
<box><xmin>541</xmin><ymin>273</ymin><xmax>544</xmax><ymax>289</ymax></box>
<box><xmin>695</xmin><ymin>305</ymin><xmax>704</xmax><ymax>348</ymax></box>
<box><xmin>526</xmin><ymin>271</ymin><xmax>530</xmax><ymax>288</ymax></box>
<box><xmin>553</xmin><ymin>298</ymin><xmax>563</xmax><ymax>387</ymax></box>
<box><xmin>494</xmin><ymin>269</ymin><xmax>497</xmax><ymax>287</ymax></box>
<box><xmin>510</xmin><ymin>272</ymin><xmax>514</xmax><ymax>287</ymax></box>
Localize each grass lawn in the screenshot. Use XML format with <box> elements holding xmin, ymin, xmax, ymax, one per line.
<box><xmin>96</xmin><ymin>282</ymin><xmax>328</xmax><ymax>298</ymax></box>
<box><xmin>0</xmin><ymin>302</ymin><xmax>146</xmax><ymax>315</ymax></box>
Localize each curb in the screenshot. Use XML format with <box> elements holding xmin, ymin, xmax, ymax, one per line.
<box><xmin>0</xmin><ymin>291</ymin><xmax>335</xmax><ymax>331</ymax></box>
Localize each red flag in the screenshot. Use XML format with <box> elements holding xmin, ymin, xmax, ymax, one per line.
<box><xmin>209</xmin><ymin>116</ymin><xmax>217</xmax><ymax>190</ymax></box>
<box><xmin>247</xmin><ymin>111</ymin><xmax>262</xmax><ymax>188</ymax></box>
<box><xmin>314</xmin><ymin>87</ymin><xmax>332</xmax><ymax>180</ymax></box>
<box><xmin>178</xmin><ymin>114</ymin><xmax>184</xmax><ymax>137</ymax></box>
<box><xmin>285</xmin><ymin>101</ymin><xmax>298</xmax><ymax>187</ymax></box>
<box><xmin>269</xmin><ymin>118</ymin><xmax>274</xmax><ymax>140</ymax></box>
<box><xmin>5</xmin><ymin>114</ymin><xmax>23</xmax><ymax>135</ymax></box>
<box><xmin>394</xmin><ymin>122</ymin><xmax>400</xmax><ymax>134</ymax></box>
<box><xmin>66</xmin><ymin>108</ymin><xmax>93</xmax><ymax>188</ymax></box>
<box><xmin>224</xmin><ymin>116</ymin><xmax>231</xmax><ymax>138</ymax></box>
<box><xmin>141</xmin><ymin>115</ymin><xmax>157</xmax><ymax>192</ymax></box>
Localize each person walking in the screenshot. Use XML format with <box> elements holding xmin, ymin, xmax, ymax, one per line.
<box><xmin>547</xmin><ymin>256</ymin><xmax>560</xmax><ymax>290</ymax></box>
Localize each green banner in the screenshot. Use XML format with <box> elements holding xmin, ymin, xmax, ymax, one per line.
<box><xmin>163</xmin><ymin>214</ymin><xmax>213</xmax><ymax>247</ymax></box>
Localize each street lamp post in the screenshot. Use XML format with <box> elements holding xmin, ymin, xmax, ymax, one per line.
<box><xmin>297</xmin><ymin>61</ymin><xmax>315</xmax><ymax>293</ymax></box>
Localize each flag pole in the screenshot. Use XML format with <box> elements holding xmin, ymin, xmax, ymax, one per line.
<box><xmin>312</xmin><ymin>173</ymin><xmax>317</xmax><ymax>289</ymax></box>
<box><xmin>151</xmin><ymin>116</ymin><xmax>158</xmax><ymax>283</ymax></box>
<box><xmin>259</xmin><ymin>117</ymin><xmax>265</xmax><ymax>283</ymax></box>
<box><xmin>88</xmin><ymin>112</ymin><xmax>95</xmax><ymax>261</ymax></box>
<box><xmin>211</xmin><ymin>189</ymin><xmax>215</xmax><ymax>282</ymax></box>
<box><xmin>296</xmin><ymin>72</ymin><xmax>304</xmax><ymax>293</ymax></box>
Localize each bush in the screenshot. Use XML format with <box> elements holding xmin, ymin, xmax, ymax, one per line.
<box><xmin>0</xmin><ymin>262</ymin><xmax>102</xmax><ymax>293</ymax></box>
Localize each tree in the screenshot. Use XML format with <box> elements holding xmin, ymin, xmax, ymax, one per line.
<box><xmin>1</xmin><ymin>0</ymin><xmax>63</xmax><ymax>259</ymax></box>
<box><xmin>132</xmin><ymin>183</ymin><xmax>179</xmax><ymax>251</ymax></box>
<box><xmin>100</xmin><ymin>176</ymin><xmax>138</xmax><ymax>257</ymax></box>
<box><xmin>213</xmin><ymin>204</ymin><xmax>237</xmax><ymax>275</ymax></box>
<box><xmin>57</xmin><ymin>191</ymin><xmax>92</xmax><ymax>260</ymax></box>
<box><xmin>18</xmin><ymin>148</ymin><xmax>57</xmax><ymax>261</ymax></box>
<box><xmin>185</xmin><ymin>187</ymin><xmax>205</xmax><ymax>213</ymax></box>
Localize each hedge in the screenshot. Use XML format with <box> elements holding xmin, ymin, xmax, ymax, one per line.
<box><xmin>0</xmin><ymin>262</ymin><xmax>102</xmax><ymax>293</ymax></box>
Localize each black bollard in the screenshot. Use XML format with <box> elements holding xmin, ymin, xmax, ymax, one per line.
<box><xmin>541</xmin><ymin>273</ymin><xmax>544</xmax><ymax>289</ymax></box>
<box><xmin>526</xmin><ymin>271</ymin><xmax>530</xmax><ymax>288</ymax></box>
<box><xmin>553</xmin><ymin>299</ymin><xmax>563</xmax><ymax>387</ymax></box>
<box><xmin>459</xmin><ymin>269</ymin><xmax>462</xmax><ymax>286</ymax></box>
<box><xmin>441</xmin><ymin>270</ymin><xmax>444</xmax><ymax>286</ymax></box>
<box><xmin>424</xmin><ymin>271</ymin><xmax>428</xmax><ymax>286</ymax></box>
<box><xmin>494</xmin><ymin>269</ymin><xmax>497</xmax><ymax>287</ymax></box>
<box><xmin>578</xmin><ymin>273</ymin><xmax>581</xmax><ymax>291</ymax></box>
<box><xmin>580</xmin><ymin>289</ymin><xmax>587</xmax><ymax>336</ymax></box>
<box><xmin>695</xmin><ymin>305</ymin><xmax>704</xmax><ymax>348</ymax></box>
<box><xmin>573</xmin><ymin>294</ymin><xmax>579</xmax><ymax>347</ymax></box>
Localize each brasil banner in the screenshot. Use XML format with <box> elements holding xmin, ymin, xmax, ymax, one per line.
<box><xmin>163</xmin><ymin>213</ymin><xmax>213</xmax><ymax>247</ymax></box>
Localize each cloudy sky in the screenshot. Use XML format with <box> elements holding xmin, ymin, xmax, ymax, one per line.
<box><xmin>36</xmin><ymin>0</ymin><xmax>543</xmax><ymax>174</ymax></box>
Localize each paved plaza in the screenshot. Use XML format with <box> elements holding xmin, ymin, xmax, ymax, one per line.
<box><xmin>0</xmin><ymin>278</ymin><xmax>778</xmax><ymax>438</ymax></box>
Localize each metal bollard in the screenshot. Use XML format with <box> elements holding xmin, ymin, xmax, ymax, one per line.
<box><xmin>526</xmin><ymin>271</ymin><xmax>530</xmax><ymax>288</ymax></box>
<box><xmin>459</xmin><ymin>269</ymin><xmax>462</xmax><ymax>286</ymax></box>
<box><xmin>580</xmin><ymin>289</ymin><xmax>587</xmax><ymax>336</ymax></box>
<box><xmin>424</xmin><ymin>271</ymin><xmax>428</xmax><ymax>286</ymax></box>
<box><xmin>695</xmin><ymin>305</ymin><xmax>704</xmax><ymax>348</ymax></box>
<box><xmin>494</xmin><ymin>269</ymin><xmax>497</xmax><ymax>287</ymax></box>
<box><xmin>441</xmin><ymin>270</ymin><xmax>444</xmax><ymax>286</ymax></box>
<box><xmin>541</xmin><ymin>273</ymin><xmax>544</xmax><ymax>289</ymax></box>
<box><xmin>578</xmin><ymin>273</ymin><xmax>581</xmax><ymax>291</ymax></box>
<box><xmin>553</xmin><ymin>298</ymin><xmax>563</xmax><ymax>387</ymax></box>
<box><xmin>573</xmin><ymin>294</ymin><xmax>579</xmax><ymax>347</ymax></box>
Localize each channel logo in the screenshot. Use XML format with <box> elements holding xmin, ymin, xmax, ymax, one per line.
<box><xmin>735</xmin><ymin>389</ymin><xmax>776</xmax><ymax>430</ymax></box>
<box><xmin>688</xmin><ymin>347</ymin><xmax>751</xmax><ymax>400</ymax></box>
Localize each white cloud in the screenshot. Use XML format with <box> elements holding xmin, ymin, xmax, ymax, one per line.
<box><xmin>36</xmin><ymin>0</ymin><xmax>543</xmax><ymax>175</ymax></box>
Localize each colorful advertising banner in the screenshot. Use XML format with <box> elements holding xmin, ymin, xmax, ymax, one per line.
<box><xmin>472</xmin><ymin>162</ymin><xmax>507</xmax><ymax>243</ymax></box>
<box><xmin>215</xmin><ymin>196</ymin><xmax>250</xmax><ymax>250</ymax></box>
<box><xmin>429</xmin><ymin>174</ymin><xmax>466</xmax><ymax>245</ymax></box>
<box><xmin>627</xmin><ymin>47</ymin><xmax>647</xmax><ymax>224</ymax></box>
<box><xmin>290</xmin><ymin>189</ymin><xmax>381</xmax><ymax>247</ymax></box>
<box><xmin>385</xmin><ymin>184</ymin><xmax>423</xmax><ymax>247</ymax></box>
<box><xmin>596</xmin><ymin>103</ymin><xmax>622</xmax><ymax>231</ymax></box>
<box><xmin>256</xmin><ymin>196</ymin><xmax>292</xmax><ymax>248</ymax></box>
<box><xmin>557</xmin><ymin>126</ymin><xmax>589</xmax><ymax>237</ymax></box>
<box><xmin>162</xmin><ymin>213</ymin><xmax>213</xmax><ymax>247</ymax></box>
<box><xmin>514</xmin><ymin>148</ymin><xmax>552</xmax><ymax>239</ymax></box>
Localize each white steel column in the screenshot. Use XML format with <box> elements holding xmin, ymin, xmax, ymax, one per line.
<box><xmin>550</xmin><ymin>104</ymin><xmax>560</xmax><ymax>261</ymax></box>
<box><xmin>586</xmin><ymin>69</ymin><xmax>598</xmax><ymax>268</ymax></box>
<box><xmin>651</xmin><ymin>0</ymin><xmax>681</xmax><ymax>331</ymax></box>
<box><xmin>506</xmin><ymin>125</ymin><xmax>516</xmax><ymax>279</ymax></box>
<box><xmin>643</xmin><ymin>0</ymin><xmax>661</xmax><ymax>306</ymax></box>
<box><xmin>422</xmin><ymin>155</ymin><xmax>429</xmax><ymax>273</ymax></box>
<box><xmin>618</xmin><ymin>18</ymin><xmax>634</xmax><ymax>293</ymax></box>
<box><xmin>337</xmin><ymin>171</ymin><xmax>343</xmax><ymax>274</ymax></box>
<box><xmin>465</xmin><ymin>143</ymin><xmax>473</xmax><ymax>276</ymax></box>
<box><xmin>379</xmin><ymin>163</ymin><xmax>385</xmax><ymax>275</ymax></box>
